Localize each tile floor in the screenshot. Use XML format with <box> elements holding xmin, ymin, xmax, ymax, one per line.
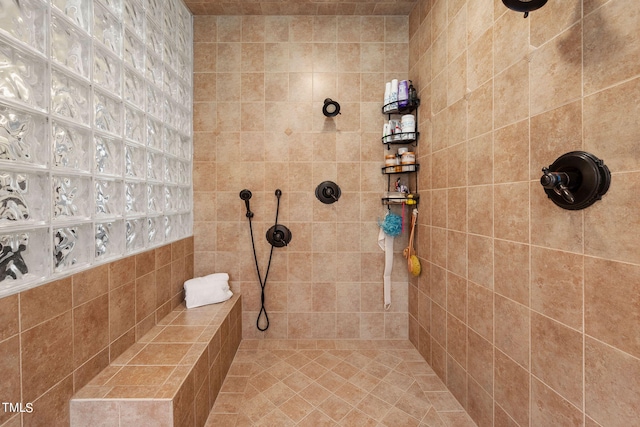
<box><xmin>205</xmin><ymin>340</ymin><xmax>476</xmax><ymax>426</ymax></box>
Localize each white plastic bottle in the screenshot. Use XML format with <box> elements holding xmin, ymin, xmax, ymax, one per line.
<box><xmin>383</xmin><ymin>81</ymin><xmax>391</xmax><ymax>112</ymax></box>
<box><xmin>390</xmin><ymin>79</ymin><xmax>398</xmax><ymax>111</ymax></box>
<box><xmin>382</xmin><ymin>123</ymin><xmax>391</xmax><ymax>143</ymax></box>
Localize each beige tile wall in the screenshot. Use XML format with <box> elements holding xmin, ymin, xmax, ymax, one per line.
<box><xmin>408</xmin><ymin>0</ymin><xmax>640</xmax><ymax>426</ymax></box>
<box><xmin>192</xmin><ymin>15</ymin><xmax>413</xmax><ymax>340</ymax></box>
<box><xmin>0</xmin><ymin>238</ymin><xmax>194</xmax><ymax>426</ymax></box>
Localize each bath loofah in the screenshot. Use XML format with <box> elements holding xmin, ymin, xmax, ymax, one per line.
<box><xmin>379</xmin><ymin>212</ymin><xmax>402</xmax><ymax>236</ymax></box>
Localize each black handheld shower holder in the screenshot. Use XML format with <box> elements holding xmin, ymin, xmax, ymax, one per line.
<box><xmin>239</xmin><ymin>189</ymin><xmax>253</xmax><ymax>217</ymax></box>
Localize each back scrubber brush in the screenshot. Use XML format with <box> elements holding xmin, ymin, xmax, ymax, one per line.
<box><xmin>403</xmin><ymin>209</ymin><xmax>421</xmax><ymax>277</ymax></box>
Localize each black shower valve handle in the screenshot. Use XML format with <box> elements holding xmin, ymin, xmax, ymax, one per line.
<box><xmin>554</xmin><ymin>183</ymin><xmax>575</xmax><ymax>204</ymax></box>
<box><xmin>315</xmin><ymin>181</ymin><xmax>341</xmax><ymax>204</ymax></box>
<box><xmin>323</xmin><ymin>186</ymin><xmax>338</xmax><ymax>200</ymax></box>
<box><xmin>266</xmin><ymin>224</ymin><xmax>292</xmax><ymax>247</ymax></box>
<box><xmin>540</xmin><ymin>168</ymin><xmax>575</xmax><ymax>204</ymax></box>
<box><xmin>540</xmin><ymin>167</ymin><xmax>563</xmax><ymax>189</ymax></box>
<box><xmin>540</xmin><ymin>151</ymin><xmax>610</xmax><ymax>211</ymax></box>
<box><xmin>272</xmin><ymin>229</ymin><xmax>287</xmax><ymax>245</ymax></box>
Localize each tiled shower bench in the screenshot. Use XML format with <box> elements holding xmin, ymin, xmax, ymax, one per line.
<box><xmin>70</xmin><ymin>294</ymin><xmax>242</xmax><ymax>427</ymax></box>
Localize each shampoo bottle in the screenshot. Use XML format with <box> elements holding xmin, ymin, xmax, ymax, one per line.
<box><xmin>408</xmin><ymin>80</ymin><xmax>417</xmax><ymax>106</ymax></box>
<box><xmin>398</xmin><ymin>80</ymin><xmax>409</xmax><ymax>108</ymax></box>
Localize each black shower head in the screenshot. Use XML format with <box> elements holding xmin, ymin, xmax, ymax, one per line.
<box><xmin>502</xmin><ymin>0</ymin><xmax>547</xmax><ymax>17</ymax></box>
<box><xmin>322</xmin><ymin>99</ymin><xmax>341</xmax><ymax>117</ymax></box>
<box><xmin>239</xmin><ymin>189</ymin><xmax>253</xmax><ymax>217</ymax></box>
<box><xmin>240</xmin><ymin>189</ymin><xmax>252</xmax><ymax>200</ymax></box>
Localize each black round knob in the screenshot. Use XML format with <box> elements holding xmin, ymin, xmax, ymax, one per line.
<box><xmin>266</xmin><ymin>224</ymin><xmax>292</xmax><ymax>247</ymax></box>
<box><xmin>315</xmin><ymin>181</ymin><xmax>341</xmax><ymax>204</ymax></box>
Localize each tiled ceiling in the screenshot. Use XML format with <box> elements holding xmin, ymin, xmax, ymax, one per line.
<box><xmin>184</xmin><ymin>0</ymin><xmax>417</xmax><ymax>16</ymax></box>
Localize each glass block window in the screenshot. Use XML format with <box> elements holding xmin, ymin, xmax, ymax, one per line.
<box><xmin>0</xmin><ymin>0</ymin><xmax>193</xmax><ymax>297</ymax></box>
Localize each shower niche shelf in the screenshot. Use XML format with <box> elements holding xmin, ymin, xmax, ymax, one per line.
<box><xmin>381</xmin><ymin>95</ymin><xmax>420</xmax><ymax>206</ymax></box>
<box><xmin>381</xmin><ymin>100</ymin><xmax>420</xmax><ymax>115</ymax></box>
<box><xmin>381</xmin><ymin>99</ymin><xmax>420</xmax><ymax>149</ymax></box>
<box><xmin>382</xmin><ymin>164</ymin><xmax>420</xmax><ymax>174</ymax></box>
<box><xmin>381</xmin><ymin>132</ymin><xmax>419</xmax><ymax>147</ymax></box>
<box><xmin>382</xmin><ymin>194</ymin><xmax>420</xmax><ymax>206</ymax></box>
<box><xmin>381</xmin><ymin>166</ymin><xmax>420</xmax><ymax>206</ymax></box>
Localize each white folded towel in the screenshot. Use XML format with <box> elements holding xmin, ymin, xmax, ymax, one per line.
<box><xmin>204</xmin><ymin>272</ymin><xmax>229</xmax><ymax>281</ymax></box>
<box><xmin>184</xmin><ymin>274</ymin><xmax>233</xmax><ymax>309</ymax></box>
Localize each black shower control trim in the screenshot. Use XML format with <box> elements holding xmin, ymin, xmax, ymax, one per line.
<box><xmin>322</xmin><ymin>99</ymin><xmax>341</xmax><ymax>117</ymax></box>
<box><xmin>266</xmin><ymin>224</ymin><xmax>292</xmax><ymax>247</ymax></box>
<box><xmin>315</xmin><ymin>181</ymin><xmax>341</xmax><ymax>204</ymax></box>
<box><xmin>540</xmin><ymin>151</ymin><xmax>611</xmax><ymax>211</ymax></box>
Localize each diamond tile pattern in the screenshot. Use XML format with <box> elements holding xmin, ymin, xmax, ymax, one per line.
<box><xmin>206</xmin><ymin>340</ymin><xmax>476</xmax><ymax>426</ymax></box>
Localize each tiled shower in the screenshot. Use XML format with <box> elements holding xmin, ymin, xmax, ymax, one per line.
<box><xmin>191</xmin><ymin>13</ymin><xmax>413</xmax><ymax>341</ymax></box>
<box><xmin>1</xmin><ymin>0</ymin><xmax>640</xmax><ymax>426</ymax></box>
